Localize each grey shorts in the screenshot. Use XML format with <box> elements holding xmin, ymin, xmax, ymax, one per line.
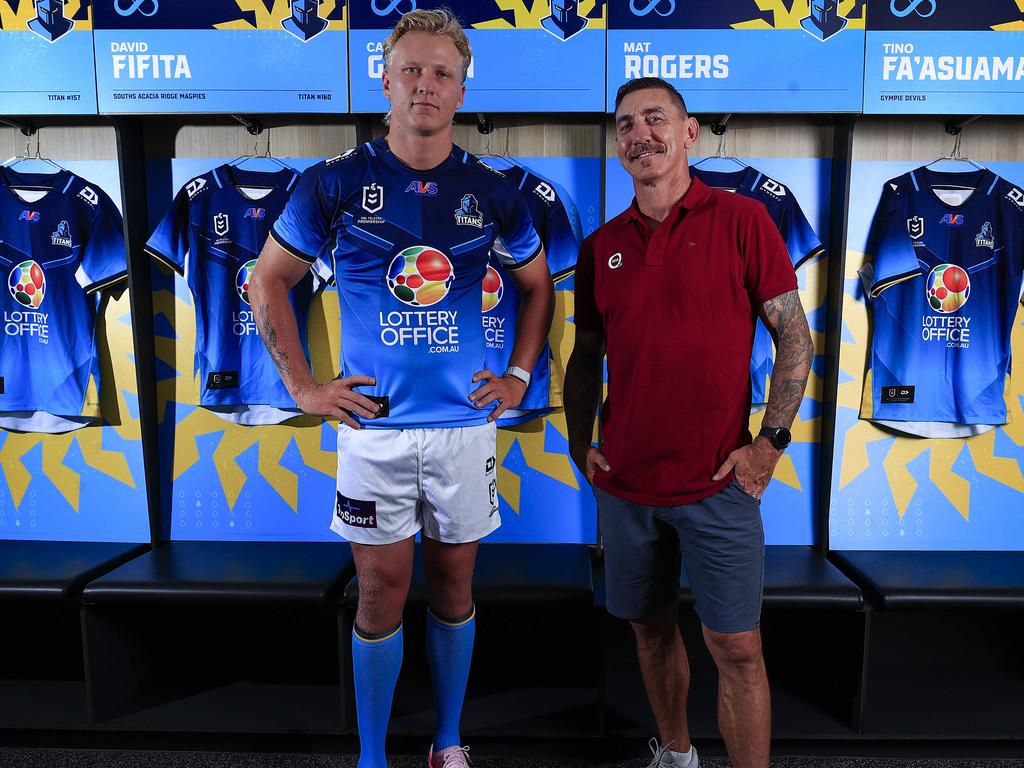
<box><xmin>597</xmin><ymin>479</ymin><xmax>765</xmax><ymax>633</ymax></box>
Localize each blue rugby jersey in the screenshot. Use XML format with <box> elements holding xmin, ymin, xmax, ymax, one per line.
<box><xmin>860</xmin><ymin>166</ymin><xmax>1024</xmax><ymax>437</ymax></box>
<box><xmin>0</xmin><ymin>167</ymin><xmax>127</xmax><ymax>433</ymax></box>
<box><xmin>272</xmin><ymin>138</ymin><xmax>541</xmax><ymax>429</ymax></box>
<box><xmin>146</xmin><ymin>164</ymin><xmax>320</xmax><ymax>425</ymax></box>
<box><xmin>690</xmin><ymin>166</ymin><xmax>823</xmax><ymax>409</ymax></box>
<box><xmin>479</xmin><ymin>158</ymin><xmax>582</xmax><ymax>426</ymax></box>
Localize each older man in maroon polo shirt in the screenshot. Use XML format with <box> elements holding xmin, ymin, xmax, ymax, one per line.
<box><xmin>565</xmin><ymin>78</ymin><xmax>814</xmax><ymax>768</ymax></box>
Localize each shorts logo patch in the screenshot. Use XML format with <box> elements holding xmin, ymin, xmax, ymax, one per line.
<box><xmin>335</xmin><ymin>492</ymin><xmax>378</xmax><ymax>529</ymax></box>
<box><xmin>485</xmin><ymin>456</ymin><xmax>496</xmax><ymax>474</ymax></box>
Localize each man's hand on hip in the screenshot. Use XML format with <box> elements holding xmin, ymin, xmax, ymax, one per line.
<box><xmin>570</xmin><ymin>441</ymin><xmax>611</xmax><ymax>485</ymax></box>
<box><xmin>470</xmin><ymin>369</ymin><xmax>527</xmax><ymax>422</ymax></box>
<box><xmin>295</xmin><ymin>376</ymin><xmax>380</xmax><ymax>428</ymax></box>
<box><xmin>712</xmin><ymin>437</ymin><xmax>782</xmax><ymax>500</ymax></box>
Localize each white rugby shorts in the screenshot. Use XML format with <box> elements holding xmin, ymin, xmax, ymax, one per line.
<box><xmin>330</xmin><ymin>422</ymin><xmax>501</xmax><ymax>545</ymax></box>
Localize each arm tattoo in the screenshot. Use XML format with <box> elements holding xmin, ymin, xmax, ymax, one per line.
<box><xmin>563</xmin><ymin>329</ymin><xmax>606</xmax><ymax>448</ymax></box>
<box><xmin>255</xmin><ymin>302</ymin><xmax>292</xmax><ymax>379</ymax></box>
<box><xmin>759</xmin><ymin>289</ymin><xmax>813</xmax><ymax>430</ymax></box>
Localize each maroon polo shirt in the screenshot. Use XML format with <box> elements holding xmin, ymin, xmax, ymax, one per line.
<box><xmin>573</xmin><ymin>176</ymin><xmax>797</xmax><ymax>507</ymax></box>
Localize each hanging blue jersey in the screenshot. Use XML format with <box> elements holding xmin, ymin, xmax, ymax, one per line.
<box><xmin>271</xmin><ymin>139</ymin><xmax>542</xmax><ymax>430</ymax></box>
<box><xmin>146</xmin><ymin>164</ymin><xmax>318</xmax><ymax>425</ymax></box>
<box><xmin>479</xmin><ymin>159</ymin><xmax>582</xmax><ymax>426</ymax></box>
<box><xmin>691</xmin><ymin>166</ymin><xmax>823</xmax><ymax>409</ymax></box>
<box><xmin>0</xmin><ymin>167</ymin><xmax>127</xmax><ymax>433</ymax></box>
<box><xmin>860</xmin><ymin>166</ymin><xmax>1024</xmax><ymax>438</ymax></box>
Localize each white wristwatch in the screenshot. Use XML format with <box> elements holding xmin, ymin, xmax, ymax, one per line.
<box><xmin>504</xmin><ymin>365</ymin><xmax>531</xmax><ymax>387</ymax></box>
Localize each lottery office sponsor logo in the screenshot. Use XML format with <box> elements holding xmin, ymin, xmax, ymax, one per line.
<box><xmin>382</xmin><ymin>246</ymin><xmax>459</xmax><ymax>353</ymax></box>
<box><xmin>481</xmin><ymin>265</ymin><xmax>504</xmax><ymax>349</ymax></box>
<box><xmin>232</xmin><ymin>259</ymin><xmax>259</xmax><ymax>336</ymax></box>
<box><xmin>922</xmin><ymin>263</ymin><xmax>971</xmax><ymax>348</ymax></box>
<box><xmin>6</xmin><ymin>261</ymin><xmax>48</xmax><ymax>342</ymax></box>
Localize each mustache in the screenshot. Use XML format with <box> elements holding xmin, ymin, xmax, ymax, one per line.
<box><xmin>627</xmin><ymin>142</ymin><xmax>665</xmax><ymax>160</ymax></box>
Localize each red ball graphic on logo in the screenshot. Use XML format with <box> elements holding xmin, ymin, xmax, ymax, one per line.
<box><xmin>926</xmin><ymin>264</ymin><xmax>970</xmax><ymax>314</ymax></box>
<box><xmin>942</xmin><ymin>265</ymin><xmax>968</xmax><ymax>294</ymax></box>
<box><xmin>386</xmin><ymin>246</ymin><xmax>455</xmax><ymax>307</ymax></box>
<box><xmin>417</xmin><ymin>250</ymin><xmax>452</xmax><ymax>282</ymax></box>
<box><xmin>481</xmin><ymin>265</ymin><xmax>504</xmax><ymax>313</ymax></box>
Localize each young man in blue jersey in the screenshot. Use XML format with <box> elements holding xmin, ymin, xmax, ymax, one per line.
<box><xmin>249</xmin><ymin>9</ymin><xmax>553</xmax><ymax>768</ymax></box>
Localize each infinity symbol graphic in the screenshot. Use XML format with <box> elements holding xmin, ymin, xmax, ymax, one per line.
<box><xmin>370</xmin><ymin>0</ymin><xmax>416</xmax><ymax>16</ymax></box>
<box><xmin>629</xmin><ymin>0</ymin><xmax>675</xmax><ymax>17</ymax></box>
<box><xmin>114</xmin><ymin>0</ymin><xmax>159</xmax><ymax>16</ymax></box>
<box><xmin>889</xmin><ymin>0</ymin><xmax>936</xmax><ymax>18</ymax></box>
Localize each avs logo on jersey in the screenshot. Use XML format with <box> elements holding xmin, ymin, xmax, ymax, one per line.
<box><xmin>362</xmin><ymin>183</ymin><xmax>384</xmax><ymax>214</ymax></box>
<box><xmin>77</xmin><ymin>186</ymin><xmax>99</xmax><ymax>207</ymax></box>
<box><xmin>907</xmin><ymin>216</ymin><xmax>925</xmax><ymax>240</ymax></box>
<box><xmin>185</xmin><ymin>178</ymin><xmax>207</xmax><ymax>200</ymax></box>
<box><xmin>213</xmin><ymin>212</ymin><xmax>230</xmax><ymax>237</ymax></box>
<box><xmin>1007</xmin><ymin>188</ymin><xmax>1024</xmax><ymax>211</ymax></box>
<box><xmin>760</xmin><ymin>179</ymin><xmax>787</xmax><ymax>199</ymax></box>
<box><xmin>50</xmin><ymin>220</ymin><xmax>72</xmax><ymax>248</ymax></box>
<box><xmin>19</xmin><ymin>211</ymin><xmax>40</xmax><ymax>223</ymax></box>
<box><xmin>975</xmin><ymin>221</ymin><xmax>995</xmax><ymax>249</ymax></box>
<box><xmin>243</xmin><ymin>207</ymin><xmax>266</xmax><ymax>220</ymax></box>
<box><xmin>940</xmin><ymin>214</ymin><xmax>964</xmax><ymax>226</ymax></box>
<box><xmin>405</xmin><ymin>181</ymin><xmax>438</xmax><ymax>196</ymax></box>
<box><xmin>454</xmin><ymin>194</ymin><xmax>484</xmax><ymax>228</ymax></box>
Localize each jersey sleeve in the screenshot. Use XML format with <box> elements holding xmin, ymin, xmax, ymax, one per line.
<box><xmin>494</xmin><ymin>183</ymin><xmax>542</xmax><ymax>271</ymax></box>
<box><xmin>864</xmin><ymin>182</ymin><xmax>921</xmax><ymax>299</ymax></box>
<box><xmin>77</xmin><ymin>190</ymin><xmax>127</xmax><ymax>294</ymax></box>
<box><xmin>145</xmin><ymin>185</ymin><xmax>191</xmax><ymax>276</ymax></box>
<box><xmin>742</xmin><ymin>202</ymin><xmax>799</xmax><ymax>304</ymax></box>
<box><xmin>271</xmin><ymin>163</ymin><xmax>335</xmax><ymax>265</ymax></box>
<box><xmin>779</xmin><ymin>190</ymin><xmax>824</xmax><ymax>269</ymax></box>
<box><xmin>543</xmin><ymin>186</ymin><xmax>583</xmax><ymax>281</ymax></box>
<box><xmin>572</xmin><ymin>234</ymin><xmax>603</xmax><ymax>334</ymax></box>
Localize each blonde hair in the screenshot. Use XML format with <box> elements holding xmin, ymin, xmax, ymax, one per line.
<box><xmin>382</xmin><ymin>7</ymin><xmax>472</xmax><ymax>83</ymax></box>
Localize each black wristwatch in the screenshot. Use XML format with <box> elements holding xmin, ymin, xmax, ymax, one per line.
<box><xmin>758</xmin><ymin>426</ymin><xmax>792</xmax><ymax>451</ymax></box>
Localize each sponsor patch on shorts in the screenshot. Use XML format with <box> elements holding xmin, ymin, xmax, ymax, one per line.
<box><xmin>335</xmin><ymin>492</ymin><xmax>378</xmax><ymax>529</ymax></box>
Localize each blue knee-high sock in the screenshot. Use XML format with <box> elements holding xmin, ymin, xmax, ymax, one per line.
<box><xmin>426</xmin><ymin>607</ymin><xmax>476</xmax><ymax>751</ymax></box>
<box><xmin>353</xmin><ymin>623</ymin><xmax>403</xmax><ymax>768</ymax></box>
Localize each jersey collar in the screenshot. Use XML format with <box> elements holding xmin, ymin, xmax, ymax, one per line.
<box><xmin>372</xmin><ymin>136</ymin><xmax>462</xmax><ymax>175</ymax></box>
<box><xmin>622</xmin><ymin>174</ymin><xmax>712</xmax><ymax>225</ymax></box>
<box><xmin>0</xmin><ymin>166</ymin><xmax>73</xmax><ymax>206</ymax></box>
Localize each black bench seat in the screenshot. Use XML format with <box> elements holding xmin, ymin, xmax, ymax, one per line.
<box><xmin>80</xmin><ymin>541</ymin><xmax>355</xmax><ymax>728</ymax></box>
<box><xmin>83</xmin><ymin>540</ymin><xmax>354</xmax><ymax>605</ymax></box>
<box><xmin>0</xmin><ymin>540</ymin><xmax>147</xmax><ymax>601</ymax></box>
<box><xmin>830</xmin><ymin>550</ymin><xmax>1024</xmax><ymax>610</ymax></box>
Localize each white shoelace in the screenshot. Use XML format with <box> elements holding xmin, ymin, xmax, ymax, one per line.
<box><xmin>645</xmin><ymin>737</ymin><xmax>677</xmax><ymax>768</ymax></box>
<box><xmin>441</xmin><ymin>745</ymin><xmax>472</xmax><ymax>768</ymax></box>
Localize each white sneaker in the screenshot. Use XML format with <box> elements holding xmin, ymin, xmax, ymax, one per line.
<box><xmin>428</xmin><ymin>744</ymin><xmax>471</xmax><ymax>768</ymax></box>
<box><xmin>644</xmin><ymin>737</ymin><xmax>699</xmax><ymax>768</ymax></box>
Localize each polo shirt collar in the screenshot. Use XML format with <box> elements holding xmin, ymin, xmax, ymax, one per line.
<box><xmin>623</xmin><ymin>174</ymin><xmax>711</xmax><ymax>225</ymax></box>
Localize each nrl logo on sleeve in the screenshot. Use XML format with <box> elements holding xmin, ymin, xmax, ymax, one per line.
<box><xmin>907</xmin><ymin>216</ymin><xmax>925</xmax><ymax>240</ymax></box>
<box><xmin>454</xmin><ymin>194</ymin><xmax>484</xmax><ymax>228</ymax></box>
<box><xmin>362</xmin><ymin>182</ymin><xmax>384</xmax><ymax>213</ymax></box>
